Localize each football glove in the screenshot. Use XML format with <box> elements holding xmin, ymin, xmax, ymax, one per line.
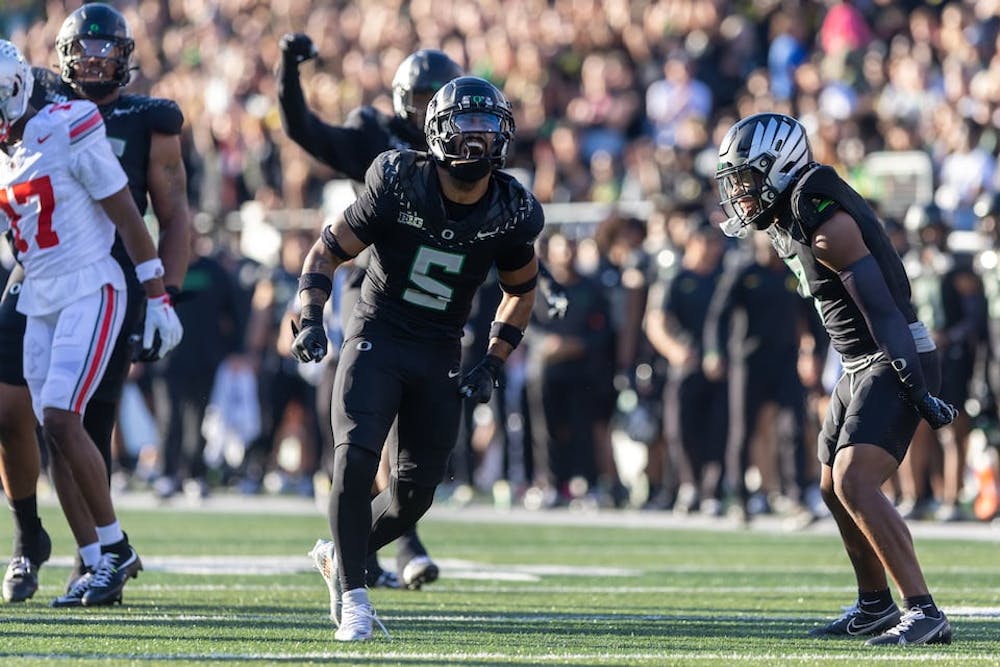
<box><xmin>279</xmin><ymin>33</ymin><xmax>317</xmax><ymax>65</ymax></box>
<box><xmin>290</xmin><ymin>318</ymin><xmax>328</xmax><ymax>363</ymax></box>
<box><xmin>142</xmin><ymin>294</ymin><xmax>183</xmax><ymax>359</ymax></box>
<box><xmin>913</xmin><ymin>392</ymin><xmax>958</xmax><ymax>430</ymax></box>
<box><xmin>459</xmin><ymin>354</ymin><xmax>503</xmax><ymax>403</ymax></box>
<box><xmin>135</xmin><ymin>287</ymin><xmax>189</xmax><ymax>362</ymax></box>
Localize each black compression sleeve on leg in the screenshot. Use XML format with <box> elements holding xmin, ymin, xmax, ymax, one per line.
<box><xmin>368</xmin><ymin>477</ymin><xmax>436</xmax><ymax>554</ymax></box>
<box><xmin>838</xmin><ymin>254</ymin><xmax>928</xmax><ymax>400</ymax></box>
<box><xmin>328</xmin><ymin>445</ymin><xmax>379</xmax><ymax>591</ymax></box>
<box><xmin>82</xmin><ymin>398</ymin><xmax>117</xmax><ymax>481</ymax></box>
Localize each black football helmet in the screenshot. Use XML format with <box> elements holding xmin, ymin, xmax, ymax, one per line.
<box><xmin>425</xmin><ymin>76</ymin><xmax>514</xmax><ymax>182</ymax></box>
<box><xmin>56</xmin><ymin>3</ymin><xmax>134</xmax><ymax>99</ymax></box>
<box><xmin>392</xmin><ymin>49</ymin><xmax>463</xmax><ymax>130</ymax></box>
<box><xmin>716</xmin><ymin>113</ymin><xmax>812</xmax><ymax>238</ymax></box>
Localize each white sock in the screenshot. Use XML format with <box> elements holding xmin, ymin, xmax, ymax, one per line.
<box><xmin>342</xmin><ymin>587</ymin><xmax>370</xmax><ymax>608</ymax></box>
<box><xmin>79</xmin><ymin>542</ymin><xmax>102</xmax><ymax>569</ymax></box>
<box><xmin>95</xmin><ymin>521</ymin><xmax>124</xmax><ymax>546</ymax></box>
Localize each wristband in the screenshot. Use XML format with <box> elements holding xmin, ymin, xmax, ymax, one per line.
<box><xmin>135</xmin><ymin>258</ymin><xmax>165</xmax><ymax>283</ymax></box>
<box><xmin>298</xmin><ymin>272</ymin><xmax>333</xmax><ymax>298</ymax></box>
<box><xmin>489</xmin><ymin>321</ymin><xmax>524</xmax><ymax>349</ymax></box>
<box><xmin>300</xmin><ymin>303</ymin><xmax>324</xmax><ymax>326</ymax></box>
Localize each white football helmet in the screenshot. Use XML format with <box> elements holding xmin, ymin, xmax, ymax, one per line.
<box><xmin>716</xmin><ymin>113</ymin><xmax>812</xmax><ymax>238</ymax></box>
<box><xmin>0</xmin><ymin>40</ymin><xmax>33</xmax><ymax>143</ymax></box>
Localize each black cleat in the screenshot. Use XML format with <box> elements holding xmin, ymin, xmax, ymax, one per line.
<box><xmin>51</xmin><ymin>569</ymin><xmax>94</xmax><ymax>608</ymax></box>
<box><xmin>81</xmin><ymin>547</ymin><xmax>142</xmax><ymax>606</ymax></box>
<box><xmin>401</xmin><ymin>555</ymin><xmax>439</xmax><ymax>590</ymax></box>
<box><xmin>809</xmin><ymin>602</ymin><xmax>902</xmax><ymax>637</ymax></box>
<box><xmin>3</xmin><ymin>529</ymin><xmax>52</xmax><ymax>603</ymax></box>
<box><xmin>866</xmin><ymin>607</ymin><xmax>953</xmax><ymax>646</ymax></box>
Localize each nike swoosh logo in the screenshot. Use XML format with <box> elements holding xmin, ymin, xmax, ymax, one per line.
<box><xmin>845</xmin><ymin>616</ymin><xmax>889</xmax><ymax>635</ymax></box>
<box><xmin>37</xmin><ymin>133</ymin><xmax>52</xmax><ymax>144</ymax></box>
<box><xmin>448</xmin><ymin>369</ymin><xmax>460</xmax><ymax>378</ymax></box>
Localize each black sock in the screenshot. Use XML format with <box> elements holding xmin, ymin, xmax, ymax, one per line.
<box><xmin>858</xmin><ymin>588</ymin><xmax>895</xmax><ymax>614</ymax></box>
<box><xmin>903</xmin><ymin>594</ymin><xmax>940</xmax><ymax>618</ymax></box>
<box><xmin>8</xmin><ymin>494</ymin><xmax>42</xmax><ymax>557</ymax></box>
<box><xmin>102</xmin><ymin>537</ymin><xmax>131</xmax><ymax>560</ymax></box>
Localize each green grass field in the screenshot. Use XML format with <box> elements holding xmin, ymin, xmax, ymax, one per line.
<box><xmin>0</xmin><ymin>500</ymin><xmax>998</xmax><ymax>665</ymax></box>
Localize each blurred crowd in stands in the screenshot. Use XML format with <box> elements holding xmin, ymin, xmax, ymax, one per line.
<box><xmin>2</xmin><ymin>0</ymin><xmax>1000</xmax><ymax>523</ymax></box>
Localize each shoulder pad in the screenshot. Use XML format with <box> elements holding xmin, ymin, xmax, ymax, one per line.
<box><xmin>491</xmin><ymin>172</ymin><xmax>544</xmax><ymax>244</ymax></box>
<box><xmin>42</xmin><ymin>100</ymin><xmax>104</xmax><ymax>146</ymax></box>
<box><xmin>29</xmin><ymin>68</ymin><xmax>72</xmax><ymax>107</ymax></box>
<box><xmin>785</xmin><ymin>165</ymin><xmax>844</xmax><ymax>244</ymax></box>
<box><xmin>116</xmin><ymin>96</ymin><xmax>184</xmax><ymax>135</ymax></box>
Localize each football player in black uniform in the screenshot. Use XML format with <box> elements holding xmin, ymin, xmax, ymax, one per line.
<box><xmin>290</xmin><ymin>76</ymin><xmax>541</xmax><ymax>641</ymax></box>
<box><xmin>0</xmin><ymin>3</ymin><xmax>189</xmax><ymax>606</ymax></box>
<box><xmin>278</xmin><ymin>38</ymin><xmax>462</xmax><ymax>591</ymax></box>
<box><xmin>716</xmin><ymin>113</ymin><xmax>955</xmax><ymax>646</ymax></box>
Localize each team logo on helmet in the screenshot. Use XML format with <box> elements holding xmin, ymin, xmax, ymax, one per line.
<box><xmin>716</xmin><ymin>113</ymin><xmax>812</xmax><ymax>238</ymax></box>
<box><xmin>56</xmin><ymin>3</ymin><xmax>135</xmax><ymax>99</ymax></box>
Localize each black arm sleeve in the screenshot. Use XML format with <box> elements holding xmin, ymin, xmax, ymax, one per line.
<box><xmin>277</xmin><ymin>62</ymin><xmax>373</xmax><ymax>181</ymax></box>
<box><xmin>838</xmin><ymin>254</ymin><xmax>928</xmax><ymax>399</ymax></box>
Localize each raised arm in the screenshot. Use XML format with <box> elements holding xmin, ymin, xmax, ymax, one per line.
<box><xmin>277</xmin><ymin>33</ymin><xmax>376</xmax><ymax>181</ymax></box>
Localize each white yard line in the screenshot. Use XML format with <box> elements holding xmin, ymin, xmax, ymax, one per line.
<box><xmin>13</xmin><ymin>651</ymin><xmax>999</xmax><ymax>663</ymax></box>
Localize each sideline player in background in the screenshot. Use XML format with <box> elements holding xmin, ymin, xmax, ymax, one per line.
<box><xmin>716</xmin><ymin>113</ymin><xmax>955</xmax><ymax>646</ymax></box>
<box><xmin>290</xmin><ymin>76</ymin><xmax>540</xmax><ymax>640</ymax></box>
<box><xmin>0</xmin><ymin>40</ymin><xmax>183</xmax><ymax>606</ymax></box>
<box><xmin>0</xmin><ymin>3</ymin><xmax>189</xmax><ymax>606</ymax></box>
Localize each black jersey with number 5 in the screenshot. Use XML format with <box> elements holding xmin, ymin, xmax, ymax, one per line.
<box><xmin>342</xmin><ymin>150</ymin><xmax>543</xmax><ymax>341</ymax></box>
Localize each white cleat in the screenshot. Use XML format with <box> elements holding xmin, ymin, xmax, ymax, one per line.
<box><xmin>335</xmin><ymin>588</ymin><xmax>390</xmax><ymax>641</ymax></box>
<box><xmin>401</xmin><ymin>555</ymin><xmax>439</xmax><ymax>590</ymax></box>
<box><xmin>308</xmin><ymin>539</ymin><xmax>341</xmax><ymax>625</ymax></box>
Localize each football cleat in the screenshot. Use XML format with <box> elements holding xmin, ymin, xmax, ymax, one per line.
<box><xmin>51</xmin><ymin>568</ymin><xmax>94</xmax><ymax>608</ymax></box>
<box><xmin>81</xmin><ymin>547</ymin><xmax>142</xmax><ymax>606</ymax></box>
<box><xmin>335</xmin><ymin>589</ymin><xmax>390</xmax><ymax>641</ymax></box>
<box><xmin>309</xmin><ymin>539</ymin><xmax>342</xmax><ymax>625</ymax></box>
<box><xmin>367</xmin><ymin>566</ymin><xmax>400</xmax><ymax>590</ymax></box>
<box><xmin>809</xmin><ymin>601</ymin><xmax>901</xmax><ymax>637</ymax></box>
<box><xmin>401</xmin><ymin>555</ymin><xmax>439</xmax><ymax>590</ymax></box>
<box><xmin>866</xmin><ymin>607</ymin><xmax>952</xmax><ymax>646</ymax></box>
<box><xmin>3</xmin><ymin>528</ymin><xmax>51</xmax><ymax>603</ymax></box>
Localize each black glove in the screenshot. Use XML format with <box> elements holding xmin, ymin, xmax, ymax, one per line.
<box><xmin>458</xmin><ymin>354</ymin><xmax>504</xmax><ymax>403</ymax></box>
<box><xmin>290</xmin><ymin>318</ymin><xmax>328</xmax><ymax>363</ymax></box>
<box><xmin>279</xmin><ymin>33</ymin><xmax>317</xmax><ymax>65</ymax></box>
<box><xmin>913</xmin><ymin>392</ymin><xmax>958</xmax><ymax>430</ymax></box>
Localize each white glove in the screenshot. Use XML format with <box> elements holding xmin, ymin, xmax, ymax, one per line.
<box><xmin>143</xmin><ymin>294</ymin><xmax>184</xmax><ymax>358</ymax></box>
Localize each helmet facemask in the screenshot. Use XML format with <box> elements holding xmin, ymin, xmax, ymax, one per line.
<box><xmin>715</xmin><ymin>113</ymin><xmax>812</xmax><ymax>239</ymax></box>
<box><xmin>56</xmin><ymin>4</ymin><xmax>135</xmax><ymax>100</ymax></box>
<box><xmin>717</xmin><ymin>159</ymin><xmax>777</xmax><ymax>238</ymax></box>
<box><xmin>425</xmin><ymin>77</ymin><xmax>514</xmax><ymax>183</ymax></box>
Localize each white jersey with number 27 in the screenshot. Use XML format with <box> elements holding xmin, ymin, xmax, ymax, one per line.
<box><xmin>0</xmin><ymin>99</ymin><xmax>128</xmax><ymax>316</ymax></box>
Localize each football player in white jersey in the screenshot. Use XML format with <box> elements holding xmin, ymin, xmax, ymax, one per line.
<box><xmin>0</xmin><ymin>40</ymin><xmax>182</xmax><ymax>606</ymax></box>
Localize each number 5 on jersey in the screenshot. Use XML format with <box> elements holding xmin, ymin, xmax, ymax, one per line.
<box><xmin>404</xmin><ymin>246</ymin><xmax>464</xmax><ymax>311</ymax></box>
